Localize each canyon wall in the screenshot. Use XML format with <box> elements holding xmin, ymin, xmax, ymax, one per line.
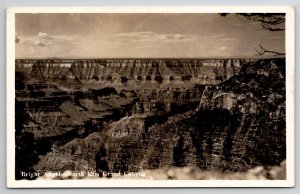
<box><xmin>16</xmin><ymin>58</ymin><xmax>243</xmax><ymax>87</ymax></box>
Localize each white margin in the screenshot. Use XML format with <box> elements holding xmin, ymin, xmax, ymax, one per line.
<box><xmin>6</xmin><ymin>6</ymin><xmax>295</xmax><ymax>188</ymax></box>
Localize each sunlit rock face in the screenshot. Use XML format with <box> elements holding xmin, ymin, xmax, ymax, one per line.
<box><xmin>15</xmin><ymin>58</ymin><xmax>286</xmax><ymax>178</ymax></box>
<box><xmin>15</xmin><ymin>58</ymin><xmax>243</xmax><ymax>87</ymax></box>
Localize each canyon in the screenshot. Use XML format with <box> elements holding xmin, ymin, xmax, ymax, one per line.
<box><xmin>15</xmin><ymin>58</ymin><xmax>286</xmax><ymax>179</ymax></box>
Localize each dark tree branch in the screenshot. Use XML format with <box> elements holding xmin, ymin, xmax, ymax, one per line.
<box><xmin>219</xmin><ymin>13</ymin><xmax>285</xmax><ymax>31</ymax></box>
<box><xmin>218</xmin><ymin>14</ymin><xmax>286</xmax><ymax>56</ymax></box>
<box><xmin>255</xmin><ymin>44</ymin><xmax>285</xmax><ymax>56</ymax></box>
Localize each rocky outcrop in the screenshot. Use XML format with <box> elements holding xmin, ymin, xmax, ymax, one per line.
<box><xmin>36</xmin><ymin>160</ymin><xmax>286</xmax><ymax>180</ymax></box>
<box><xmin>136</xmin><ymin>58</ymin><xmax>286</xmax><ymax>172</ymax></box>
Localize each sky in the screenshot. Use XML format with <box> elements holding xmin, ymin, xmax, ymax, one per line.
<box><xmin>15</xmin><ymin>13</ymin><xmax>285</xmax><ymax>58</ymax></box>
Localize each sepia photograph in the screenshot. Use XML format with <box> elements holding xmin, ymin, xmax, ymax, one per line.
<box><xmin>6</xmin><ymin>6</ymin><xmax>295</xmax><ymax>187</ymax></box>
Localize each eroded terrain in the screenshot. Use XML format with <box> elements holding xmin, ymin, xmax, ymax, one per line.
<box><xmin>15</xmin><ymin>58</ymin><xmax>286</xmax><ymax>179</ymax></box>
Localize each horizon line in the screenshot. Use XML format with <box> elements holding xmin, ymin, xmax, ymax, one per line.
<box><xmin>15</xmin><ymin>55</ymin><xmax>286</xmax><ymax>60</ymax></box>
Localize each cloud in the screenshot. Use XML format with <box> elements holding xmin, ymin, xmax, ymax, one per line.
<box><xmin>94</xmin><ymin>31</ymin><xmax>233</xmax><ymax>46</ymax></box>
<box><xmin>103</xmin><ymin>31</ymin><xmax>193</xmax><ymax>43</ymax></box>
<box><xmin>31</xmin><ymin>32</ymin><xmax>76</xmax><ymax>47</ymax></box>
<box><xmin>166</xmin><ymin>34</ymin><xmax>185</xmax><ymax>40</ymax></box>
<box><xmin>38</xmin><ymin>32</ymin><xmax>53</xmax><ymax>40</ymax></box>
<box><xmin>264</xmin><ymin>36</ymin><xmax>284</xmax><ymax>40</ymax></box>
<box><xmin>219</xmin><ymin>46</ymin><xmax>233</xmax><ymax>51</ymax></box>
<box><xmin>220</xmin><ymin>38</ymin><xmax>238</xmax><ymax>41</ymax></box>
<box><xmin>16</xmin><ymin>32</ymin><xmax>77</xmax><ymax>58</ymax></box>
<box><xmin>34</xmin><ymin>39</ymin><xmax>54</xmax><ymax>47</ymax></box>
<box><xmin>32</xmin><ymin>32</ymin><xmax>55</xmax><ymax>47</ymax></box>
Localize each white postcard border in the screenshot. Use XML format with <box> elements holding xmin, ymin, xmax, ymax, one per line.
<box><xmin>6</xmin><ymin>6</ymin><xmax>295</xmax><ymax>188</ymax></box>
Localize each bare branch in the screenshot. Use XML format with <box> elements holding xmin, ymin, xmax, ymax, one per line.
<box><xmin>255</xmin><ymin>44</ymin><xmax>285</xmax><ymax>56</ymax></box>
<box><xmin>219</xmin><ymin>13</ymin><xmax>285</xmax><ymax>31</ymax></box>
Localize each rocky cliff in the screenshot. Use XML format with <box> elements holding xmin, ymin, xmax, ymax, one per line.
<box><xmin>16</xmin><ymin>58</ymin><xmax>243</xmax><ymax>88</ymax></box>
